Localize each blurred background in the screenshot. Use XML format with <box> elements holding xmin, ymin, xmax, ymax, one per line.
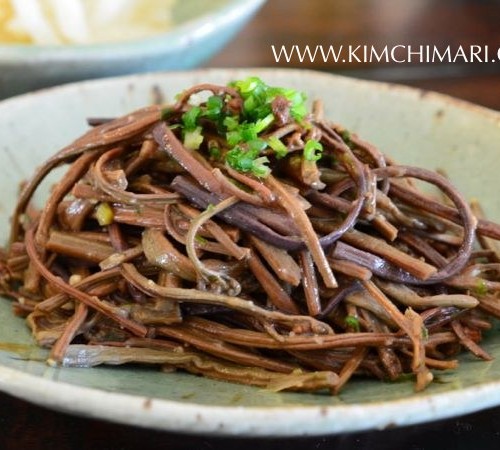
<box><xmin>207</xmin><ymin>0</ymin><xmax>500</xmax><ymax>110</ymax></box>
<box><xmin>1</xmin><ymin>0</ymin><xmax>499</xmax><ymax>109</ymax></box>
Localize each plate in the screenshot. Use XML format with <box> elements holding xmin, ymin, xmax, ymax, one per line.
<box><xmin>0</xmin><ymin>68</ymin><xmax>500</xmax><ymax>436</ymax></box>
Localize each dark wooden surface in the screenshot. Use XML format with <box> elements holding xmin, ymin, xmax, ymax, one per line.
<box><xmin>2</xmin><ymin>1</ymin><xmax>500</xmax><ymax>449</ymax></box>
<box><xmin>208</xmin><ymin>0</ymin><xmax>500</xmax><ymax>111</ymax></box>
<box><xmin>1</xmin><ymin>390</ymin><xmax>500</xmax><ymax>450</ymax></box>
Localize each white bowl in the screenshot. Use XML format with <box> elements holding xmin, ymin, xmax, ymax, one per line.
<box><xmin>0</xmin><ymin>69</ymin><xmax>500</xmax><ymax>437</ymax></box>
<box><xmin>0</xmin><ymin>0</ymin><xmax>265</xmax><ymax>99</ymax></box>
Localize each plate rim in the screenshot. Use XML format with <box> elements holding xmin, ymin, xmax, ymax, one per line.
<box><xmin>1</xmin><ymin>361</ymin><xmax>500</xmax><ymax>436</ymax></box>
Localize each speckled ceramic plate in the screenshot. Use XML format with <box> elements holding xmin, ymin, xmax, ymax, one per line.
<box><xmin>0</xmin><ymin>69</ymin><xmax>499</xmax><ymax>436</ymax></box>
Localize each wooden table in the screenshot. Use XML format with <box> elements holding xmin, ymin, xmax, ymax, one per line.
<box><xmin>1</xmin><ymin>1</ymin><xmax>500</xmax><ymax>449</ymax></box>
<box><xmin>208</xmin><ymin>0</ymin><xmax>500</xmax><ymax>111</ymax></box>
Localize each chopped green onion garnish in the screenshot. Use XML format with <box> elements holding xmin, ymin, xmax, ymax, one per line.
<box><xmin>209</xmin><ymin>146</ymin><xmax>221</xmax><ymax>160</ymax></box>
<box><xmin>304</xmin><ymin>139</ymin><xmax>323</xmax><ymax>161</ymax></box>
<box><xmin>267</xmin><ymin>136</ymin><xmax>288</xmax><ymax>158</ymax></box>
<box><xmin>182</xmin><ymin>106</ymin><xmax>202</xmax><ymax>130</ymax></box>
<box><xmin>232</xmin><ymin>76</ymin><xmax>262</xmax><ymax>94</ymax></box>
<box><xmin>290</xmin><ymin>102</ymin><xmax>308</xmax><ymax>121</ymax></box>
<box><xmin>183</xmin><ymin>126</ymin><xmax>204</xmax><ymax>150</ymax></box>
<box><xmin>226</xmin><ymin>130</ymin><xmax>242</xmax><ymax>147</ymax></box>
<box><xmin>247</xmin><ymin>138</ymin><xmax>267</xmax><ymax>154</ymax></box>
<box><xmin>254</xmin><ymin>113</ymin><xmax>274</xmax><ymax>133</ymax></box>
<box><xmin>226</xmin><ymin>146</ymin><xmax>255</xmax><ymax>172</ymax></box>
<box><xmin>226</xmin><ymin>145</ymin><xmax>270</xmax><ymax>178</ymax></box>
<box><xmin>230</xmin><ymin>76</ymin><xmax>308</xmax><ymax>123</ymax></box>
<box><xmin>223</xmin><ymin>116</ymin><xmax>239</xmax><ymax>131</ymax></box>
<box><xmin>251</xmin><ymin>156</ymin><xmax>271</xmax><ymax>178</ymax></box>
<box><xmin>240</xmin><ymin>123</ymin><xmax>258</xmax><ymax>142</ymax></box>
<box><xmin>204</xmin><ymin>95</ymin><xmax>224</xmax><ymax>120</ymax></box>
<box><xmin>345</xmin><ymin>315</ymin><xmax>360</xmax><ymax>332</ymax></box>
<box><xmin>173</xmin><ymin>77</ymin><xmax>311</xmax><ymax>177</ymax></box>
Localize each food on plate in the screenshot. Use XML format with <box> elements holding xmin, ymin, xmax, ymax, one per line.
<box><xmin>1</xmin><ymin>77</ymin><xmax>500</xmax><ymax>394</ymax></box>
<box><xmin>0</xmin><ymin>0</ymin><xmax>176</xmax><ymax>45</ymax></box>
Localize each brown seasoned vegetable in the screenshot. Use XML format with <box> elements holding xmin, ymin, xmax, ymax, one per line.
<box><xmin>2</xmin><ymin>77</ymin><xmax>500</xmax><ymax>394</ymax></box>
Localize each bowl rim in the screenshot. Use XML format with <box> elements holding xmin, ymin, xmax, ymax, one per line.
<box><xmin>0</xmin><ymin>0</ymin><xmax>266</xmax><ymax>62</ymax></box>
<box><xmin>0</xmin><ymin>67</ymin><xmax>499</xmax><ymax>437</ymax></box>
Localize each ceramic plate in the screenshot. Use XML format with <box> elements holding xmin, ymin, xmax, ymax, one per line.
<box><xmin>0</xmin><ymin>69</ymin><xmax>499</xmax><ymax>437</ymax></box>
